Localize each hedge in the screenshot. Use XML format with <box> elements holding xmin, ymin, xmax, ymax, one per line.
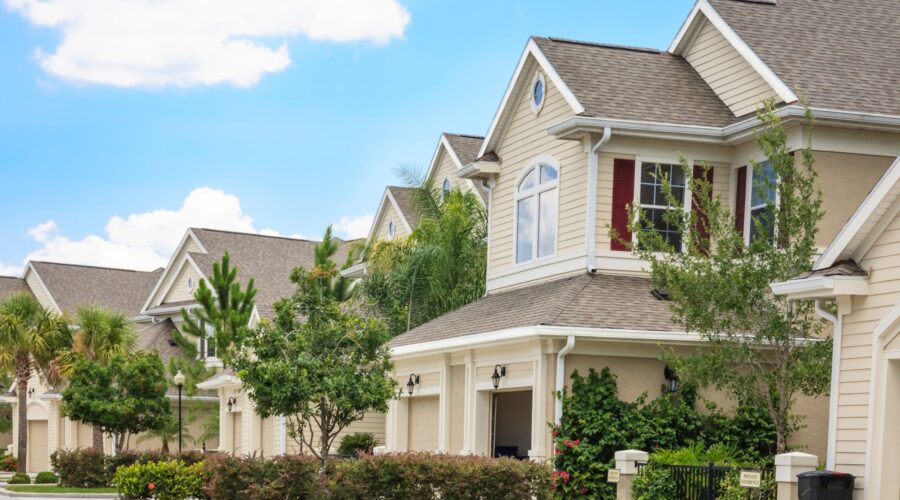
<box><xmin>51</xmin><ymin>449</ymin><xmax>205</xmax><ymax>488</ymax></box>
<box><xmin>114</xmin><ymin>460</ymin><xmax>204</xmax><ymax>500</ymax></box>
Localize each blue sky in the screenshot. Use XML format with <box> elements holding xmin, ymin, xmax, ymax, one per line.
<box><xmin>0</xmin><ymin>0</ymin><xmax>694</xmax><ymax>275</ymax></box>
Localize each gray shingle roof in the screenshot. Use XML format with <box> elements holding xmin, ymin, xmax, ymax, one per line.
<box><xmin>136</xmin><ymin>319</ymin><xmax>183</xmax><ymax>362</ymax></box>
<box><xmin>444</xmin><ymin>134</ymin><xmax>484</xmax><ymax>166</ymax></box>
<box><xmin>386</xmin><ymin>186</ymin><xmax>422</xmax><ymax>230</ymax></box>
<box><xmin>794</xmin><ymin>260</ymin><xmax>868</xmax><ymax>280</ymax></box>
<box><xmin>390</xmin><ymin>272</ymin><xmax>681</xmax><ymax>347</ymax></box>
<box><xmin>0</xmin><ymin>277</ymin><xmax>31</xmax><ymax>299</ymax></box>
<box><xmin>708</xmin><ymin>0</ymin><xmax>900</xmax><ymax>117</ymax></box>
<box><xmin>31</xmin><ymin>261</ymin><xmax>162</xmax><ymax>317</ymax></box>
<box><xmin>533</xmin><ymin>37</ymin><xmax>736</xmax><ymax>127</ymax></box>
<box><xmin>189</xmin><ymin>229</ymin><xmax>357</xmax><ymax>320</ymax></box>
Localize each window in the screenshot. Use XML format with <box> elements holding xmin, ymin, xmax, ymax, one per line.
<box><xmin>187</xmin><ymin>277</ymin><xmax>193</xmax><ymax>291</ymax></box>
<box><xmin>531</xmin><ymin>73</ymin><xmax>545</xmax><ymax>113</ymax></box>
<box><xmin>199</xmin><ymin>322</ymin><xmax>216</xmax><ymax>359</ymax></box>
<box><xmin>749</xmin><ymin>161</ymin><xmax>777</xmax><ymax>243</ymax></box>
<box><xmin>515</xmin><ymin>163</ymin><xmax>558</xmax><ymax>263</ymax></box>
<box><xmin>442</xmin><ymin>177</ymin><xmax>451</xmax><ymax>197</ymax></box>
<box><xmin>388</xmin><ymin>220</ymin><xmax>395</xmax><ymax>240</ymax></box>
<box><xmin>638</xmin><ymin>162</ymin><xmax>687</xmax><ymax>250</ymax></box>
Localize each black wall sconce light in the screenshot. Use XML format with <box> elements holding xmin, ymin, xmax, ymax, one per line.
<box><xmin>226</xmin><ymin>396</ymin><xmax>237</xmax><ymax>412</ymax></box>
<box><xmin>664</xmin><ymin>365</ymin><xmax>680</xmax><ymax>393</ymax></box>
<box><xmin>27</xmin><ymin>388</ymin><xmax>35</xmax><ymax>399</ymax></box>
<box><xmin>491</xmin><ymin>365</ymin><xmax>507</xmax><ymax>390</ymax></box>
<box><xmin>406</xmin><ymin>374</ymin><xmax>420</xmax><ymax>396</ymax></box>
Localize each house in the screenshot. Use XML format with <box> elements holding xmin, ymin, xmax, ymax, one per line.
<box><xmin>381</xmin><ymin>0</ymin><xmax>900</xmax><ymax>465</ymax></box>
<box><xmin>772</xmin><ymin>155</ymin><xmax>900</xmax><ymax>499</ymax></box>
<box><xmin>1</xmin><ymin>261</ymin><xmax>218</xmax><ymax>472</ymax></box>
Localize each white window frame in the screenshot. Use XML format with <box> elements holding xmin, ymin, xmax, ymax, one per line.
<box><xmin>512</xmin><ymin>158</ymin><xmax>560</xmax><ymax>265</ymax></box>
<box><xmin>632</xmin><ymin>157</ymin><xmax>692</xmax><ymax>252</ymax></box>
<box><xmin>530</xmin><ymin>71</ymin><xmax>546</xmax><ymax>115</ymax></box>
<box><xmin>388</xmin><ymin>220</ymin><xmax>395</xmax><ymax>240</ymax></box>
<box><xmin>742</xmin><ymin>160</ymin><xmax>779</xmax><ymax>245</ymax></box>
<box><xmin>442</xmin><ymin>177</ymin><xmax>451</xmax><ymax>197</ymax></box>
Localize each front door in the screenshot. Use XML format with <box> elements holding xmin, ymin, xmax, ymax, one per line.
<box><xmin>490</xmin><ymin>391</ymin><xmax>532</xmax><ymax>458</ymax></box>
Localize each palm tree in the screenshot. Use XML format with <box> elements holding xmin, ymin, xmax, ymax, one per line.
<box><xmin>66</xmin><ymin>306</ymin><xmax>137</xmax><ymax>451</ymax></box>
<box><xmin>137</xmin><ymin>414</ymin><xmax>194</xmax><ymax>453</ymax></box>
<box><xmin>0</xmin><ymin>293</ymin><xmax>70</xmax><ymax>472</ymax></box>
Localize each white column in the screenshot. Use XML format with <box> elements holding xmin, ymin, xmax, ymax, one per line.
<box><xmin>775</xmin><ymin>452</ymin><xmax>817</xmax><ymax>500</ymax></box>
<box><xmin>461</xmin><ymin>350</ymin><xmax>475</xmax><ymax>455</ymax></box>
<box><xmin>615</xmin><ymin>449</ymin><xmax>648</xmax><ymax>500</ymax></box>
<box><xmin>529</xmin><ymin>353</ymin><xmax>547</xmax><ymax>460</ymax></box>
<box><xmin>438</xmin><ymin>355</ymin><xmax>451</xmax><ymax>453</ymax></box>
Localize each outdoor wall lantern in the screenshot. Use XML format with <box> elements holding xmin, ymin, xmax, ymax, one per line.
<box><xmin>406</xmin><ymin>374</ymin><xmax>420</xmax><ymax>396</ymax></box>
<box><xmin>27</xmin><ymin>388</ymin><xmax>35</xmax><ymax>399</ymax></box>
<box><xmin>664</xmin><ymin>365</ymin><xmax>680</xmax><ymax>393</ymax></box>
<box><xmin>226</xmin><ymin>396</ymin><xmax>237</xmax><ymax>412</ymax></box>
<box><xmin>491</xmin><ymin>365</ymin><xmax>507</xmax><ymax>390</ymax></box>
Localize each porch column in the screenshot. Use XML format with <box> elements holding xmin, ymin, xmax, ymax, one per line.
<box><xmin>775</xmin><ymin>452</ymin><xmax>817</xmax><ymax>500</ymax></box>
<box><xmin>614</xmin><ymin>449</ymin><xmax>648</xmax><ymax>500</ymax></box>
<box><xmin>461</xmin><ymin>350</ymin><xmax>475</xmax><ymax>455</ymax></box>
<box><xmin>438</xmin><ymin>355</ymin><xmax>451</xmax><ymax>453</ymax></box>
<box><xmin>528</xmin><ymin>352</ymin><xmax>548</xmax><ymax>460</ymax></box>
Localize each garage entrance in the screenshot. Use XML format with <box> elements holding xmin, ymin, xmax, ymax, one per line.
<box><xmin>27</xmin><ymin>420</ymin><xmax>48</xmax><ymax>472</ymax></box>
<box><xmin>407</xmin><ymin>396</ymin><xmax>439</xmax><ymax>452</ymax></box>
<box><xmin>490</xmin><ymin>391</ymin><xmax>532</xmax><ymax>459</ymax></box>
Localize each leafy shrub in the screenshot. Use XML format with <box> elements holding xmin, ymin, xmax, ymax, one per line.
<box><xmin>113</xmin><ymin>460</ymin><xmax>204</xmax><ymax>500</ymax></box>
<box><xmin>34</xmin><ymin>471</ymin><xmax>58</xmax><ymax>484</ymax></box>
<box><xmin>718</xmin><ymin>469</ymin><xmax>776</xmax><ymax>500</ymax></box>
<box><xmin>338</xmin><ymin>432</ymin><xmax>377</xmax><ymax>456</ymax></box>
<box><xmin>52</xmin><ymin>448</ymin><xmax>107</xmax><ymax>487</ymax></box>
<box><xmin>0</xmin><ymin>452</ymin><xmax>16</xmax><ymax>472</ymax></box>
<box><xmin>631</xmin><ymin>463</ymin><xmax>677</xmax><ymax>500</ymax></box>
<box><xmin>202</xmin><ymin>454</ymin><xmax>323</xmax><ymax>500</ymax></box>
<box><xmin>106</xmin><ymin>450</ymin><xmax>204</xmax><ymax>480</ymax></box>
<box><xmin>7</xmin><ymin>472</ymin><xmax>30</xmax><ymax>484</ymax></box>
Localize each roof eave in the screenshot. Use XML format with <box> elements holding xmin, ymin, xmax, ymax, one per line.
<box><xmin>457</xmin><ymin>160</ymin><xmax>501</xmax><ymax>180</ymax></box>
<box><xmin>770</xmin><ymin>276</ymin><xmax>870</xmax><ymax>300</ymax></box>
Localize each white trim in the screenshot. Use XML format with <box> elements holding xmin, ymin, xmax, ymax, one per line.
<box><xmin>585</xmin><ymin>128</ymin><xmax>612</xmax><ymax>271</ymax></box>
<box><xmin>633</xmin><ymin>157</ymin><xmax>693</xmax><ymax>252</ymax></box>
<box><xmin>422</xmin><ymin>134</ymin><xmax>487</xmax><ymax>206</ymax></box>
<box><xmin>141</xmin><ymin>229</ymin><xmax>207</xmax><ymax>313</ymax></box>
<box><xmin>669</xmin><ymin>0</ymin><xmax>798</xmax><ymax>104</ymax></box>
<box><xmin>196</xmin><ymin>374</ymin><xmax>241</xmax><ymax>390</ymax></box>
<box><xmin>457</xmin><ymin>160</ymin><xmax>501</xmax><ymax>179</ymax></box>
<box><xmin>486</xmin><ymin>253</ymin><xmax>584</xmax><ymax>292</ymax></box>
<box><xmin>22</xmin><ymin>263</ymin><xmax>63</xmax><ymax>314</ymax></box>
<box><xmin>874</xmin><ymin>302</ymin><xmax>900</xmax><ymax>341</ymax></box>
<box><xmin>366</xmin><ymin>187</ymin><xmax>415</xmax><ymax>242</ymax></box>
<box><xmin>141</xmin><ymin>254</ymin><xmax>208</xmax><ymax>315</ymax></box>
<box><xmin>478</xmin><ymin>38</ymin><xmax>585</xmax><ymax>159</ymax></box>
<box><xmin>769</xmin><ymin>275</ymin><xmax>869</xmax><ymax>299</ymax></box>
<box><xmin>815</xmin><ymin>155</ymin><xmax>900</xmax><ymax>269</ymax></box>
<box><xmin>340</xmin><ymin>262</ymin><xmax>368</xmax><ymax>279</ymax></box>
<box><xmin>143</xmin><ymin>303</ymin><xmax>201</xmax><ymax>316</ymax></box>
<box><xmin>512</xmin><ymin>157</ymin><xmax>560</xmax><ymax>266</ymax></box>
<box><xmin>530</xmin><ymin>71</ymin><xmax>546</xmax><ymax>115</ymax></box>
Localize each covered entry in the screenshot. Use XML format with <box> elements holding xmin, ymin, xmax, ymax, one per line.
<box><xmin>490</xmin><ymin>391</ymin><xmax>532</xmax><ymax>459</ymax></box>
<box><xmin>408</xmin><ymin>396</ymin><xmax>439</xmax><ymax>452</ymax></box>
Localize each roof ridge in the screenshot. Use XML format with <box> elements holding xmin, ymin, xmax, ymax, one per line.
<box><xmin>444</xmin><ymin>133</ymin><xmax>485</xmax><ymax>140</ymax></box>
<box><xmin>542</xmin><ymin>273</ymin><xmax>593</xmax><ymax>325</ymax></box>
<box><xmin>30</xmin><ymin>260</ymin><xmax>153</xmax><ymax>274</ymax></box>
<box><xmin>192</xmin><ymin>227</ymin><xmax>324</xmax><ymax>244</ymax></box>
<box><xmin>541</xmin><ymin>36</ymin><xmax>661</xmax><ymax>54</ymax></box>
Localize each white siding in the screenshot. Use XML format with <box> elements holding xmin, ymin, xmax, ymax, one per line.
<box><xmin>162</xmin><ymin>262</ymin><xmax>202</xmax><ymax>304</ymax></box>
<box><xmin>24</xmin><ymin>270</ymin><xmax>59</xmax><ymax>314</ymax></box>
<box><xmin>685</xmin><ymin>17</ymin><xmax>779</xmax><ymax>117</ymax></box>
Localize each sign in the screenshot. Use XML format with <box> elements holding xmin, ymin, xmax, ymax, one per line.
<box><xmin>740</xmin><ymin>471</ymin><xmax>762</xmax><ymax>488</ymax></box>
<box><xmin>607</xmin><ymin>469</ymin><xmax>620</xmax><ymax>483</ymax></box>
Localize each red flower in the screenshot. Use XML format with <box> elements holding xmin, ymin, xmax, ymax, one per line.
<box><xmin>555</xmin><ymin>447</ymin><xmax>562</xmax><ymax>455</ymax></box>
<box><xmin>559</xmin><ymin>471</ymin><xmax>570</xmax><ymax>482</ymax></box>
<box><xmin>552</xmin><ymin>430</ymin><xmax>559</xmax><ymax>437</ymax></box>
<box><xmin>572</xmin><ymin>439</ymin><xmax>580</xmax><ymax>446</ymax></box>
<box><xmin>148</xmin><ymin>483</ymin><xmax>156</xmax><ymax>491</ymax></box>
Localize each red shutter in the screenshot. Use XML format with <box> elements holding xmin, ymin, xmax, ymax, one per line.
<box><xmin>734</xmin><ymin>166</ymin><xmax>747</xmax><ymax>237</ymax></box>
<box><xmin>611</xmin><ymin>158</ymin><xmax>635</xmax><ymax>251</ymax></box>
<box><xmin>692</xmin><ymin>165</ymin><xmax>714</xmax><ymax>253</ymax></box>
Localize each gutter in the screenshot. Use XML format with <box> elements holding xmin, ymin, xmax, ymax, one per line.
<box><xmin>554</xmin><ymin>336</ymin><xmax>575</xmax><ymax>425</ymax></box>
<box><xmin>585</xmin><ymin>128</ymin><xmax>612</xmax><ymax>272</ymax></box>
<box><xmin>814</xmin><ymin>299</ymin><xmax>840</xmax><ymax>471</ymax></box>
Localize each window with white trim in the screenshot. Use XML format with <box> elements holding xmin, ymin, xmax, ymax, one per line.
<box><xmin>749</xmin><ymin>160</ymin><xmax>777</xmax><ymax>243</ymax></box>
<box><xmin>199</xmin><ymin>322</ymin><xmax>216</xmax><ymax>359</ymax></box>
<box><xmin>638</xmin><ymin>161</ymin><xmax>687</xmax><ymax>250</ymax></box>
<box><xmin>531</xmin><ymin>72</ymin><xmax>545</xmax><ymax>113</ymax></box>
<box><xmin>388</xmin><ymin>220</ymin><xmax>395</xmax><ymax>240</ymax></box>
<box><xmin>515</xmin><ymin>163</ymin><xmax>558</xmax><ymax>263</ymax></box>
<box><xmin>442</xmin><ymin>177</ymin><xmax>451</xmax><ymax>197</ymax></box>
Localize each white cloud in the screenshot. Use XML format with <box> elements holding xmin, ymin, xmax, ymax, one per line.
<box><xmin>5</xmin><ymin>0</ymin><xmax>410</xmax><ymax>88</ymax></box>
<box><xmin>332</xmin><ymin>214</ymin><xmax>374</xmax><ymax>240</ymax></box>
<box><xmin>0</xmin><ymin>263</ymin><xmax>24</xmax><ymax>278</ymax></box>
<box><xmin>20</xmin><ymin>187</ymin><xmax>303</xmax><ymax>271</ymax></box>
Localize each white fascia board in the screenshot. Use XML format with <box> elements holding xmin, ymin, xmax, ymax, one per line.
<box><xmin>140</xmin><ymin>228</ymin><xmax>207</xmax><ymax>313</ymax></box>
<box><xmin>457</xmin><ymin>160</ymin><xmax>502</xmax><ymax>179</ymax></box>
<box><xmin>143</xmin><ymin>303</ymin><xmax>200</xmax><ymax>316</ymax></box>
<box><xmin>815</xmin><ymin>155</ymin><xmax>900</xmax><ymax>269</ymax></box>
<box><xmin>670</xmin><ymin>0</ymin><xmax>798</xmax><ymax>104</ymax></box>
<box><xmin>166</xmin><ymin>395</ymin><xmax>220</xmax><ymax>402</ymax></box>
<box><xmin>23</xmin><ymin>263</ymin><xmax>63</xmax><ymax>314</ymax></box>
<box><xmin>365</xmin><ymin>188</ymin><xmax>392</xmax><ymax>242</ymax></box>
<box><xmin>340</xmin><ymin>262</ymin><xmax>368</xmax><ymax>278</ymax></box>
<box><xmin>384</xmin><ymin>189</ymin><xmax>414</xmax><ymax>234</ymax></box>
<box><xmin>425</xmin><ymin>135</ymin><xmax>465</xmax><ymax>184</ymax></box>
<box><xmin>478</xmin><ymin>38</ymin><xmax>585</xmax><ymax>158</ymax></box>
<box><xmin>770</xmin><ymin>276</ymin><xmax>870</xmax><ymax>299</ymax></box>
<box><xmin>141</xmin><ymin>253</ymin><xmax>209</xmax><ymax>315</ymax></box>
<box><xmin>196</xmin><ymin>375</ymin><xmax>241</xmax><ymax>390</ymax></box>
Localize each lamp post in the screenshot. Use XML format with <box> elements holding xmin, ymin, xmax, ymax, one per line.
<box><xmin>173</xmin><ymin>370</ymin><xmax>185</xmax><ymax>454</ymax></box>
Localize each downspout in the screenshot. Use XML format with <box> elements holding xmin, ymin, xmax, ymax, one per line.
<box><xmin>554</xmin><ymin>336</ymin><xmax>576</xmax><ymax>425</ymax></box>
<box><xmin>815</xmin><ymin>299</ymin><xmax>839</xmax><ymax>470</ymax></box>
<box><xmin>585</xmin><ymin>127</ymin><xmax>612</xmax><ymax>272</ymax></box>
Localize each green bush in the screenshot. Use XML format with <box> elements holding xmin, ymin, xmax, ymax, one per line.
<box><xmin>7</xmin><ymin>472</ymin><xmax>31</xmax><ymax>484</ymax></box>
<box><xmin>631</xmin><ymin>463</ymin><xmax>677</xmax><ymax>500</ymax></box>
<box><xmin>718</xmin><ymin>469</ymin><xmax>776</xmax><ymax>500</ymax></box>
<box><xmin>34</xmin><ymin>471</ymin><xmax>58</xmax><ymax>484</ymax></box>
<box><xmin>113</xmin><ymin>460</ymin><xmax>204</xmax><ymax>500</ymax></box>
<box><xmin>0</xmin><ymin>452</ymin><xmax>17</xmax><ymax>472</ymax></box>
<box><xmin>201</xmin><ymin>454</ymin><xmax>323</xmax><ymax>500</ymax></box>
<box><xmin>52</xmin><ymin>449</ymin><xmax>107</xmax><ymax>487</ymax></box>
<box><xmin>337</xmin><ymin>432</ymin><xmax>377</xmax><ymax>456</ymax></box>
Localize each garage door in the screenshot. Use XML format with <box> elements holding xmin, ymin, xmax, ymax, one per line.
<box><xmin>407</xmin><ymin>397</ymin><xmax>439</xmax><ymax>452</ymax></box>
<box><xmin>27</xmin><ymin>420</ymin><xmax>49</xmax><ymax>473</ymax></box>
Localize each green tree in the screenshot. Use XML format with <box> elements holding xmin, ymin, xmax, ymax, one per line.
<box><xmin>177</xmin><ymin>252</ymin><xmax>257</xmax><ymax>368</ymax></box>
<box><xmin>0</xmin><ymin>293</ymin><xmax>70</xmax><ymax>472</ymax></box>
<box><xmin>235</xmin><ymin>241</ymin><xmax>396</xmax><ymax>471</ymax></box>
<box><xmin>64</xmin><ymin>306</ymin><xmax>137</xmax><ymax>451</ymax></box>
<box><xmin>356</xmin><ymin>181</ymin><xmax>487</xmax><ymax>334</ymax></box>
<box><xmin>622</xmin><ymin>102</ymin><xmax>831</xmax><ymax>453</ymax></box>
<box><xmin>137</xmin><ymin>413</ymin><xmax>195</xmax><ymax>453</ymax></box>
<box><xmin>61</xmin><ymin>352</ymin><xmax>171</xmax><ymax>453</ymax></box>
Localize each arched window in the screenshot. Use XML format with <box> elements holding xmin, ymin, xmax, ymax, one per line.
<box><xmin>515</xmin><ymin>163</ymin><xmax>558</xmax><ymax>263</ymax></box>
<box><xmin>388</xmin><ymin>220</ymin><xmax>395</xmax><ymax>240</ymax></box>
<box><xmin>442</xmin><ymin>177</ymin><xmax>451</xmax><ymax>197</ymax></box>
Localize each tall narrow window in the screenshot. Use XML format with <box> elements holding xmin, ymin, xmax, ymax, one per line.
<box><xmin>442</xmin><ymin>177</ymin><xmax>451</xmax><ymax>198</ymax></box>
<box><xmin>199</xmin><ymin>322</ymin><xmax>216</xmax><ymax>359</ymax></box>
<box><xmin>515</xmin><ymin>164</ymin><xmax>558</xmax><ymax>263</ymax></box>
<box><xmin>639</xmin><ymin>162</ymin><xmax>687</xmax><ymax>250</ymax></box>
<box><xmin>388</xmin><ymin>220</ymin><xmax>395</xmax><ymax>240</ymax></box>
<box><xmin>749</xmin><ymin>161</ymin><xmax>777</xmax><ymax>243</ymax></box>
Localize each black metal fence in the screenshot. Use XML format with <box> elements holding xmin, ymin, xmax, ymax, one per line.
<box><xmin>635</xmin><ymin>462</ymin><xmax>775</xmax><ymax>500</ymax></box>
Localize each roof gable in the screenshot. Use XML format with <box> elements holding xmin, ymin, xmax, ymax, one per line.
<box><xmin>29</xmin><ymin>261</ymin><xmax>161</xmax><ymax>317</ymax></box>
<box><xmin>367</xmin><ymin>186</ymin><xmax>418</xmax><ymax>243</ymax></box>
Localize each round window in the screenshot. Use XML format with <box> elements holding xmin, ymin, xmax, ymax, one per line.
<box><xmin>531</xmin><ymin>73</ymin><xmax>545</xmax><ymax>113</ymax></box>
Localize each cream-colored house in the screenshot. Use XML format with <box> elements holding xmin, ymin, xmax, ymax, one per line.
<box><xmin>1</xmin><ymin>261</ymin><xmax>218</xmax><ymax>472</ymax></box>
<box><xmin>773</xmin><ymin>155</ymin><xmax>900</xmax><ymax>499</ymax></box>
<box><xmin>382</xmin><ymin>0</ymin><xmax>900</xmax><ymax>464</ymax></box>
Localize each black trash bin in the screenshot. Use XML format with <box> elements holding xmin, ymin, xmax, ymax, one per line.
<box><xmin>798</xmin><ymin>470</ymin><xmax>854</xmax><ymax>500</ymax></box>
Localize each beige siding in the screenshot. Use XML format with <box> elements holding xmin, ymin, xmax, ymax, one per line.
<box><xmin>449</xmin><ymin>365</ymin><xmax>465</xmax><ymax>453</ymax></box>
<box><xmin>836</xmin><ymin>212</ymin><xmax>900</xmax><ymax>481</ymax></box>
<box><xmin>162</xmin><ymin>262</ymin><xmax>203</xmax><ymax>304</ymax></box>
<box><xmin>432</xmin><ymin>149</ymin><xmax>463</xmax><ymax>192</ymax></box>
<box><xmin>489</xmin><ymin>71</ymin><xmax>586</xmax><ymax>278</ymax></box>
<box><xmin>25</xmin><ymin>270</ymin><xmax>59</xmax><ymax>314</ymax></box>
<box><xmin>814</xmin><ymin>151</ymin><xmax>894</xmax><ymax>248</ymax></box>
<box><xmin>374</xmin><ymin>201</ymin><xmax>410</xmax><ymax>242</ymax></box>
<box><xmin>685</xmin><ymin>17</ymin><xmax>779</xmax><ymax>117</ymax></box>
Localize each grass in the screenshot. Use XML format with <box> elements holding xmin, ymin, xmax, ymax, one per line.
<box><xmin>4</xmin><ymin>485</ymin><xmax>118</xmax><ymax>494</ymax></box>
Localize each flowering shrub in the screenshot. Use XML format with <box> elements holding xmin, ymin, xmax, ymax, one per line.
<box><xmin>113</xmin><ymin>460</ymin><xmax>203</xmax><ymax>500</ymax></box>
<box><xmin>337</xmin><ymin>432</ymin><xmax>377</xmax><ymax>457</ymax></box>
<box><xmin>0</xmin><ymin>452</ymin><xmax>17</xmax><ymax>472</ymax></box>
<box><xmin>201</xmin><ymin>454</ymin><xmax>323</xmax><ymax>500</ymax></box>
<box><xmin>51</xmin><ymin>448</ymin><xmax>206</xmax><ymax>488</ymax></box>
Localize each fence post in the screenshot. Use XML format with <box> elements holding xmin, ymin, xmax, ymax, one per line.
<box><xmin>775</xmin><ymin>452</ymin><xmax>817</xmax><ymax>500</ymax></box>
<box><xmin>614</xmin><ymin>449</ymin><xmax>648</xmax><ymax>500</ymax></box>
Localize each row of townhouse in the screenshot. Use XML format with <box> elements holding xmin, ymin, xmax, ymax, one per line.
<box><xmin>1</xmin><ymin>0</ymin><xmax>897</xmax><ymax>496</ymax></box>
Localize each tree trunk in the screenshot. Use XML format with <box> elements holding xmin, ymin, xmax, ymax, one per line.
<box><xmin>161</xmin><ymin>438</ymin><xmax>169</xmax><ymax>454</ymax></box>
<box><xmin>92</xmin><ymin>426</ymin><xmax>103</xmax><ymax>452</ymax></box>
<box><xmin>16</xmin><ymin>374</ymin><xmax>27</xmax><ymax>473</ymax></box>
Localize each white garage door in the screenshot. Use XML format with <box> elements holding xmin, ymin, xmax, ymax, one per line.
<box><xmin>27</xmin><ymin>420</ymin><xmax>49</xmax><ymax>473</ymax></box>
<box><xmin>407</xmin><ymin>397</ymin><xmax>439</xmax><ymax>452</ymax></box>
